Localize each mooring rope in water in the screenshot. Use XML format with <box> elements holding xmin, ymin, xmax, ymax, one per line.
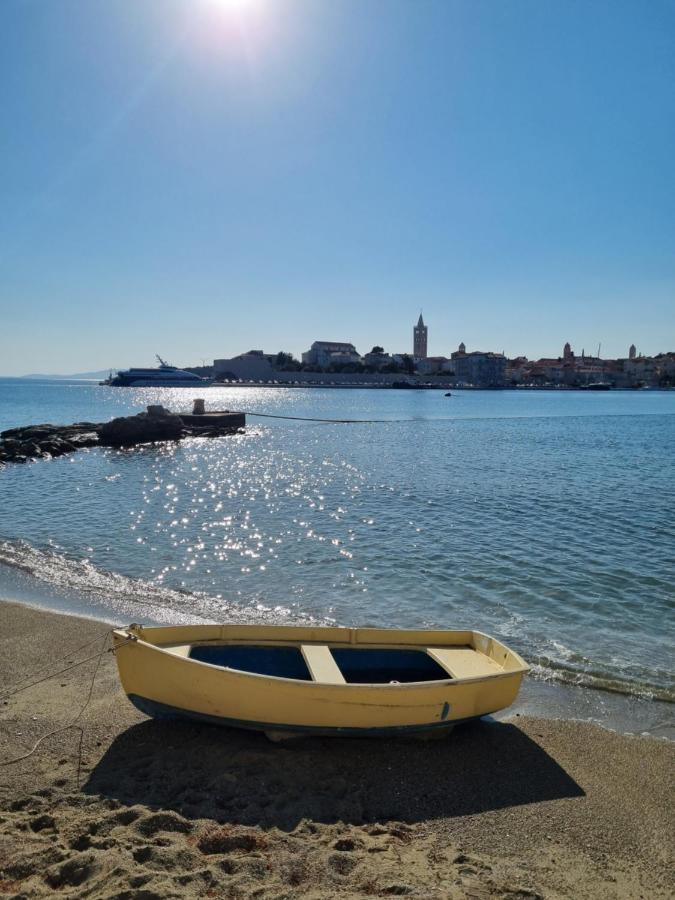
<box><xmin>238</xmin><ymin>390</ymin><xmax>456</xmax><ymax>424</ymax></box>
<box><xmin>241</xmin><ymin>410</ymin><xmax>398</xmax><ymax>424</ymax></box>
<box><xmin>240</xmin><ymin>410</ymin><xmax>462</xmax><ymax>424</ymax></box>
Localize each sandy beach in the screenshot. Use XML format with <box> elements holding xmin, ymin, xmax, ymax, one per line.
<box><xmin>0</xmin><ymin>601</ymin><xmax>672</xmax><ymax>899</ymax></box>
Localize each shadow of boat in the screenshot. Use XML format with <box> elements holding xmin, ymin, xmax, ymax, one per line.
<box><xmin>83</xmin><ymin>718</ymin><xmax>584</xmax><ymax>830</ymax></box>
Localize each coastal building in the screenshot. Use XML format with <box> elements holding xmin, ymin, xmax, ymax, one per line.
<box><xmin>505</xmin><ymin>357</ymin><xmax>529</xmax><ymax>384</ymax></box>
<box><xmin>362</xmin><ymin>350</ymin><xmax>393</xmax><ymax>369</ymax></box>
<box><xmin>658</xmin><ymin>352</ymin><xmax>675</xmax><ymax>384</ymax></box>
<box><xmin>214</xmin><ymin>350</ymin><xmax>277</xmax><ymax>381</ymax></box>
<box><xmin>416</xmin><ymin>356</ymin><xmax>453</xmax><ymax>375</ymax></box>
<box><xmin>622</xmin><ymin>354</ymin><xmax>658</xmax><ymax>386</ymax></box>
<box><xmin>525</xmin><ymin>345</ymin><xmax>607</xmax><ymax>386</ymax></box>
<box><xmin>301</xmin><ymin>341</ymin><xmax>361</xmax><ymax>369</ymax></box>
<box><xmin>453</xmin><ymin>350</ymin><xmax>507</xmax><ymax>387</ymax></box>
<box><xmin>610</xmin><ymin>352</ymin><xmax>675</xmax><ymax>388</ymax></box>
<box><xmin>413</xmin><ymin>314</ymin><xmax>428</xmax><ymax>359</ymax></box>
<box><xmin>527</xmin><ymin>358</ymin><xmax>566</xmax><ymax>385</ymax></box>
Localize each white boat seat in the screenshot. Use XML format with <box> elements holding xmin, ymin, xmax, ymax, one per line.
<box><xmin>427</xmin><ymin>647</ymin><xmax>501</xmax><ymax>680</ymax></box>
<box><xmin>301</xmin><ymin>644</ymin><xmax>346</xmax><ymax>685</ymax></box>
<box><xmin>163</xmin><ymin>643</ymin><xmax>192</xmax><ymax>657</ymax></box>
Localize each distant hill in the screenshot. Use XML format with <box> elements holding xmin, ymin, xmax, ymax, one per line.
<box><xmin>19</xmin><ymin>370</ymin><xmax>120</xmax><ymax>380</ymax></box>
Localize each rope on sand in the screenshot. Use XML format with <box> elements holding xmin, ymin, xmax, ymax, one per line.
<box><xmin>0</xmin><ymin>642</ymin><xmax>111</xmax><ymax>701</ymax></box>
<box><xmin>0</xmin><ymin>631</ymin><xmax>133</xmax><ymax>783</ymax></box>
<box><xmin>0</xmin><ymin>633</ymin><xmax>110</xmax><ymax>701</ymax></box>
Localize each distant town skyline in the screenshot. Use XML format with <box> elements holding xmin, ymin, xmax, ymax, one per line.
<box><xmin>0</xmin><ymin>318</ymin><xmax>671</xmax><ymax>377</ymax></box>
<box><xmin>1</xmin><ymin>0</ymin><xmax>673</xmax><ymax>375</ymax></box>
<box><xmin>5</xmin><ymin>324</ymin><xmax>670</xmax><ymax>379</ymax></box>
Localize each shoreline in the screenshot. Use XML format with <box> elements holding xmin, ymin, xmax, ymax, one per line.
<box><xmin>5</xmin><ymin>376</ymin><xmax>670</xmax><ymax>392</ymax></box>
<box><xmin>143</xmin><ymin>382</ymin><xmax>674</xmax><ymax>391</ymax></box>
<box><xmin>1</xmin><ymin>568</ymin><xmax>673</xmax><ymax>742</ymax></box>
<box><xmin>0</xmin><ymin>601</ymin><xmax>673</xmax><ymax>898</ymax></box>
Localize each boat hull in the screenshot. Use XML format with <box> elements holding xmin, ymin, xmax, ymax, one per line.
<box><xmin>108</xmin><ymin>379</ymin><xmax>214</xmax><ymax>388</ymax></box>
<box><xmin>126</xmin><ymin>693</ymin><xmax>479</xmax><ymax>737</ymax></box>
<box><xmin>113</xmin><ymin>624</ymin><xmax>527</xmax><ymax>738</ymax></box>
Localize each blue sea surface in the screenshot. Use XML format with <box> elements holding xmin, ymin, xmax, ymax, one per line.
<box><xmin>0</xmin><ymin>379</ymin><xmax>673</xmax><ymax>733</ymax></box>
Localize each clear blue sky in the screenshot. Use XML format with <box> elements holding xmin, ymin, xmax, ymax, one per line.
<box><xmin>1</xmin><ymin>0</ymin><xmax>673</xmax><ymax>374</ymax></box>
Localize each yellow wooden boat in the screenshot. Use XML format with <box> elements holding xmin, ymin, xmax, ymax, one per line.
<box><xmin>112</xmin><ymin>623</ymin><xmax>528</xmax><ymax>739</ymax></box>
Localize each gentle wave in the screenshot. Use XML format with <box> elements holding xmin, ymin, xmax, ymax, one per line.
<box><xmin>0</xmin><ymin>538</ymin><xmax>320</xmax><ymax>628</ymax></box>
<box><xmin>1</xmin><ymin>538</ymin><xmax>672</xmax><ymax>704</ymax></box>
<box><xmin>528</xmin><ymin>661</ymin><xmax>674</xmax><ymax>704</ymax></box>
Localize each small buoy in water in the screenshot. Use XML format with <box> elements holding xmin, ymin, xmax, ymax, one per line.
<box><xmin>444</xmin><ymin>392</ymin><xmax>452</xmax><ymax>397</ymax></box>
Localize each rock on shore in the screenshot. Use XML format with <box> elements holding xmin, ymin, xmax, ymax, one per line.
<box><xmin>98</xmin><ymin>409</ymin><xmax>183</xmax><ymax>446</ymax></box>
<box><xmin>0</xmin><ymin>423</ymin><xmax>100</xmax><ymax>465</ymax></box>
<box><xmin>0</xmin><ymin>407</ymin><xmax>243</xmax><ymax>466</ymax></box>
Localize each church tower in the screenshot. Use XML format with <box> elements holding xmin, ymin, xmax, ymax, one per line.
<box><xmin>563</xmin><ymin>342</ymin><xmax>573</xmax><ymax>360</ymax></box>
<box><xmin>629</xmin><ymin>344</ymin><xmax>637</xmax><ymax>360</ymax></box>
<box><xmin>413</xmin><ymin>313</ymin><xmax>428</xmax><ymax>359</ymax></box>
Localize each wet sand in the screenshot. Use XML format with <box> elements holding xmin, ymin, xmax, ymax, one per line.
<box><xmin>0</xmin><ymin>601</ymin><xmax>673</xmax><ymax>898</ymax></box>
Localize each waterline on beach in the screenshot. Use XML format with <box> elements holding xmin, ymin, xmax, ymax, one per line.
<box><xmin>0</xmin><ymin>543</ymin><xmax>672</xmax><ymax>741</ymax></box>
<box><xmin>1</xmin><ymin>383</ymin><xmax>673</xmax><ymax>739</ymax></box>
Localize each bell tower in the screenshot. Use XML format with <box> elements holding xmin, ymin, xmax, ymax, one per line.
<box><xmin>413</xmin><ymin>313</ymin><xmax>428</xmax><ymax>359</ymax></box>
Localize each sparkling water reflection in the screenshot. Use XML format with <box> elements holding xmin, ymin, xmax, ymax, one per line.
<box><xmin>0</xmin><ymin>381</ymin><xmax>673</xmax><ymax>704</ymax></box>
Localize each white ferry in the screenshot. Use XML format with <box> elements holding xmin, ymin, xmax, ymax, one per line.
<box><xmin>103</xmin><ymin>356</ymin><xmax>213</xmax><ymax>388</ymax></box>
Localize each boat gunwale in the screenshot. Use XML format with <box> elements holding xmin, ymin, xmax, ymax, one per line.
<box><xmin>112</xmin><ymin>627</ymin><xmax>529</xmax><ymax>689</ymax></box>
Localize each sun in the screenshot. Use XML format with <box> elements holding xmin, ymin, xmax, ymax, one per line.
<box><xmin>204</xmin><ymin>0</ymin><xmax>263</xmax><ymax>20</ymax></box>
<box><xmin>209</xmin><ymin>0</ymin><xmax>256</xmax><ymax>9</ymax></box>
<box><xmin>194</xmin><ymin>0</ymin><xmax>271</xmax><ymax>57</ymax></box>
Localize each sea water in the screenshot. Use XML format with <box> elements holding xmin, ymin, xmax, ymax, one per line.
<box><xmin>0</xmin><ymin>379</ymin><xmax>673</xmax><ymax>736</ymax></box>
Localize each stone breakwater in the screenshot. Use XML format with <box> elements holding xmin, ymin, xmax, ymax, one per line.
<box><xmin>0</xmin><ymin>408</ymin><xmax>245</xmax><ymax>466</ymax></box>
